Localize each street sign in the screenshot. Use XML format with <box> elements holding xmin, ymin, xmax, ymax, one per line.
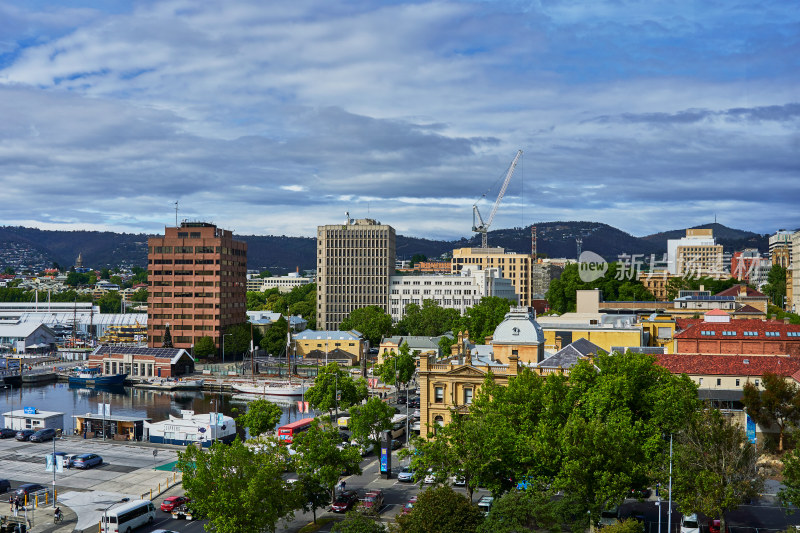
<box><xmin>746</xmin><ymin>414</ymin><xmax>757</xmax><ymax>444</ymax></box>
<box><xmin>153</xmin><ymin>449</ymin><xmax>158</xmax><ymax>457</ymax></box>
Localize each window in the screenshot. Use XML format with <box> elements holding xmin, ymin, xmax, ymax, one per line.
<box><xmin>701</xmin><ymin>331</ymin><xmax>716</xmax><ymax>336</ymax></box>
<box><xmin>716</xmin><ymin>378</ymin><xmax>721</xmax><ymax>386</ymax></box>
<box><xmin>755</xmin><ymin>379</ymin><xmax>760</xmax><ymax>387</ymax></box>
<box><xmin>464</xmin><ymin>388</ymin><xmax>473</xmax><ymax>404</ymax></box>
<box><xmin>434</xmin><ymin>387</ymin><xmax>444</xmax><ymax>403</ymax></box>
<box><xmin>722</xmin><ymin>331</ymin><xmax>736</xmax><ymax>336</ymax></box>
<box><xmin>743</xmin><ymin>331</ymin><xmax>759</xmax><ymax>337</ymax></box>
<box><xmin>736</xmin><ymin>379</ymin><xmax>740</xmax><ymax>387</ymax></box>
<box><xmin>698</xmin><ymin>378</ymin><xmax>703</xmax><ymax>385</ymax></box>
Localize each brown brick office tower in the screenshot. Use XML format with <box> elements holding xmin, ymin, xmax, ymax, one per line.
<box><xmin>147</xmin><ymin>222</ymin><xmax>247</xmax><ymax>351</ymax></box>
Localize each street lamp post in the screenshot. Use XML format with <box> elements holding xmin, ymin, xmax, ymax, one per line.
<box><xmin>222</xmin><ymin>334</ymin><xmax>232</xmax><ymax>366</ymax></box>
<box><xmin>102</xmin><ymin>498</ymin><xmax>130</xmax><ymax>532</ymax></box>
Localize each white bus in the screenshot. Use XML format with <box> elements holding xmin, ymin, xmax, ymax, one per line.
<box><xmin>102</xmin><ymin>500</ymin><xmax>156</xmax><ymax>533</ymax></box>
<box><xmin>390</xmin><ymin>414</ymin><xmax>408</xmax><ymax>440</ymax></box>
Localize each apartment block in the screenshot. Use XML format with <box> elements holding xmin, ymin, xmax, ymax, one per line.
<box><xmin>451</xmin><ymin>247</ymin><xmax>534</xmax><ymax>306</ymax></box>
<box><xmin>792</xmin><ymin>231</ymin><xmax>800</xmax><ymax>314</ymax></box>
<box><xmin>147</xmin><ymin>222</ymin><xmax>247</xmax><ymax>350</ymax></box>
<box><xmin>316</xmin><ymin>217</ymin><xmax>396</xmax><ymax>331</ymax></box>
<box><xmin>731</xmin><ymin>249</ymin><xmax>771</xmax><ymax>288</ymax></box>
<box><xmin>388</xmin><ymin>266</ymin><xmax>517</xmax><ymax>322</ymax></box>
<box><xmin>247</xmin><ymin>272</ymin><xmax>312</xmax><ymax>293</ymax></box>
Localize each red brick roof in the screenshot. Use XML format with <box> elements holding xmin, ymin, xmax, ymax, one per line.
<box><xmin>674</xmin><ymin>318</ymin><xmax>800</xmax><ymax>340</ymax></box>
<box><xmin>656</xmin><ymin>353</ymin><xmax>800</xmax><ymax>378</ymax></box>
<box><xmin>716</xmin><ymin>285</ymin><xmax>767</xmax><ymax>298</ymax></box>
<box><xmin>704</xmin><ymin>309</ymin><xmax>730</xmax><ymax>316</ymax></box>
<box><xmin>675</xmin><ymin>318</ymin><xmax>702</xmax><ymax>332</ymax></box>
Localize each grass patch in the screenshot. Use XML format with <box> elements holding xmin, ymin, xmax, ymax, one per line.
<box><xmin>298</xmin><ymin>517</ymin><xmax>335</xmax><ymax>533</ymax></box>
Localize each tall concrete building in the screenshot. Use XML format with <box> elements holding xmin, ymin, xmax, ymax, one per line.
<box><xmin>316</xmin><ymin>216</ymin><xmax>396</xmax><ymax>331</ymax></box>
<box><xmin>791</xmin><ymin>231</ymin><xmax>800</xmax><ymax>314</ymax></box>
<box><xmin>451</xmin><ymin>247</ymin><xmax>536</xmax><ymax>306</ymax></box>
<box><xmin>667</xmin><ymin>228</ymin><xmax>724</xmax><ymax>277</ymax></box>
<box><xmin>770</xmin><ymin>230</ymin><xmax>794</xmax><ymax>268</ymax></box>
<box><xmin>147</xmin><ymin>222</ymin><xmax>247</xmax><ymax>350</ymax></box>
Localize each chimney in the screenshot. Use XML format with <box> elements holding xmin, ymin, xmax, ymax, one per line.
<box><xmin>555</xmin><ymin>336</ymin><xmax>563</xmax><ymax>351</ymax></box>
<box><xmin>739</xmin><ymin>286</ymin><xmax>747</xmax><ymax>297</ymax></box>
<box><xmin>772</xmin><ymin>314</ymin><xmax>778</xmax><ymax>321</ymax></box>
<box><xmin>785</xmin><ymin>318</ymin><xmax>792</xmax><ymax>325</ymax></box>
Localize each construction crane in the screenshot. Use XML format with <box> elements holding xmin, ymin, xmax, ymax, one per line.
<box><xmin>472</xmin><ymin>149</ymin><xmax>523</xmax><ymax>248</ymax></box>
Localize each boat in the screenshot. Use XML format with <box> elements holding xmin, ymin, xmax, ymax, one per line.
<box><xmin>68</xmin><ymin>367</ymin><xmax>127</xmax><ymax>387</ymax></box>
<box><xmin>133</xmin><ymin>378</ymin><xmax>205</xmax><ymax>391</ymax></box>
<box><xmin>144</xmin><ymin>409</ymin><xmax>236</xmax><ymax>447</ymax></box>
<box><xmin>230</xmin><ymin>380</ymin><xmax>306</xmax><ymax>397</ymax></box>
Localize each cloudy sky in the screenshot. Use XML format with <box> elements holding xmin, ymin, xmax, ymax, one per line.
<box><xmin>0</xmin><ymin>0</ymin><xmax>798</xmax><ymax>240</ymax></box>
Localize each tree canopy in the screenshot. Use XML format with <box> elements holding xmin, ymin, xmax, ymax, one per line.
<box><xmin>348</xmin><ymin>396</ymin><xmax>395</xmax><ymax>446</ymax></box>
<box><xmin>741</xmin><ymin>371</ymin><xmax>800</xmax><ymax>452</ymax></box>
<box><xmin>177</xmin><ymin>438</ymin><xmax>296</xmax><ymax>533</ymax></box>
<box><xmin>452</xmin><ymin>296</ymin><xmax>515</xmax><ymax>343</ymax></box>
<box><xmin>193</xmin><ymin>335</ymin><xmax>215</xmax><ymax>358</ymax></box>
<box><xmin>673</xmin><ymin>408</ymin><xmax>763</xmax><ymax>533</ymax></box>
<box><xmin>395</xmin><ymin>300</ymin><xmax>459</xmax><ymax>337</ymax></box>
<box><xmin>304</xmin><ymin>362</ymin><xmax>368</xmax><ymax>415</ymax></box>
<box><xmin>762</xmin><ymin>264</ymin><xmax>787</xmax><ymax>306</ymax></box>
<box><xmin>374</xmin><ymin>342</ymin><xmax>416</xmax><ymax>389</ymax></box>
<box><xmin>395</xmin><ymin>485</ymin><xmax>483</xmax><ymax>533</ymax></box>
<box><xmin>339</xmin><ymin>305</ymin><xmax>393</xmax><ymax>346</ymax></box>
<box><xmin>546</xmin><ymin>263</ymin><xmax>656</xmax><ymax>314</ymax></box>
<box><xmin>237</xmin><ymin>399</ymin><xmax>283</xmax><ymax>437</ymax></box>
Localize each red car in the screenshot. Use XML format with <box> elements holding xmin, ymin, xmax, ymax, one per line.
<box><xmin>709</xmin><ymin>520</ymin><xmax>728</xmax><ymax>533</ymax></box>
<box><xmin>331</xmin><ymin>490</ymin><xmax>359</xmax><ymax>513</ymax></box>
<box><xmin>359</xmin><ymin>490</ymin><xmax>384</xmax><ymax>513</ymax></box>
<box><xmin>401</xmin><ymin>496</ymin><xmax>418</xmax><ymax>515</ymax></box>
<box><xmin>160</xmin><ymin>496</ymin><xmax>190</xmax><ymax>512</ymax></box>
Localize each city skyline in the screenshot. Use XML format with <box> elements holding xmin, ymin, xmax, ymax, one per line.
<box><xmin>0</xmin><ymin>0</ymin><xmax>798</xmax><ymax>240</ymax></box>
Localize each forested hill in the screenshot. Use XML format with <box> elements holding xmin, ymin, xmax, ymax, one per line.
<box><xmin>0</xmin><ymin>222</ymin><xmax>765</xmax><ymax>272</ymax></box>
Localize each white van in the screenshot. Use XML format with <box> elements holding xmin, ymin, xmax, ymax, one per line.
<box><xmin>477</xmin><ymin>496</ymin><xmax>494</xmax><ymax>516</ymax></box>
<box><xmin>102</xmin><ymin>500</ymin><xmax>155</xmax><ymax>533</ymax></box>
<box><xmin>681</xmin><ymin>513</ymin><xmax>700</xmax><ymax>533</ymax></box>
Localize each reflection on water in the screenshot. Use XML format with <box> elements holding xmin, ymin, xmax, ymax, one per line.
<box><xmin>0</xmin><ymin>382</ymin><xmax>317</xmax><ymax>437</ymax></box>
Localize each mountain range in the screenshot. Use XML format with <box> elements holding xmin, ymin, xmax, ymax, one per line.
<box><xmin>0</xmin><ymin>222</ymin><xmax>768</xmax><ymax>273</ymax></box>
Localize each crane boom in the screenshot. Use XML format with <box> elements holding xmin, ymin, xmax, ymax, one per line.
<box><xmin>472</xmin><ymin>149</ymin><xmax>523</xmax><ymax>248</ymax></box>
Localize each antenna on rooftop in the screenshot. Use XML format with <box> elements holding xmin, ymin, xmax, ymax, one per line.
<box><xmin>175</xmin><ymin>201</ymin><xmax>179</xmax><ymax>227</ymax></box>
<box><xmin>576</xmin><ymin>237</ymin><xmax>582</xmax><ymax>260</ymax></box>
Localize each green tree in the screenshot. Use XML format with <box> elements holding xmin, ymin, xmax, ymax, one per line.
<box><xmin>247</xmin><ymin>290</ymin><xmax>268</xmax><ymax>311</ymax></box>
<box><xmin>332</xmin><ymin>511</ymin><xmax>386</xmax><ymax>533</ymax></box>
<box><xmin>600</xmin><ymin>520</ymin><xmax>645</xmax><ymax>533</ymax></box>
<box><xmin>779</xmin><ymin>442</ymin><xmax>800</xmax><ymax>508</ymax></box>
<box><xmin>304</xmin><ymin>362</ymin><xmax>368</xmax><ymax>416</ymax></box>
<box><xmin>348</xmin><ymin>396</ymin><xmax>395</xmax><ymax>447</ymax></box>
<box><xmin>741</xmin><ymin>371</ymin><xmax>800</xmax><ymax>452</ymax></box>
<box><xmin>237</xmin><ymin>399</ymin><xmax>283</xmax><ymax>437</ymax></box>
<box><xmin>258</xmin><ymin>269</ymin><xmax>273</xmax><ymax>278</ymax></box>
<box><xmin>130</xmin><ymin>266</ymin><xmax>148</xmax><ymax>285</ymax></box>
<box><xmin>177</xmin><ymin>438</ymin><xmax>296</xmax><ymax>533</ymax></box>
<box><xmin>2</xmin><ymin>267</ymin><xmax>13</xmax><ymax>275</ymax></box>
<box><xmin>476</xmin><ymin>489</ymin><xmax>562</xmax><ymax>533</ymax></box>
<box><xmin>97</xmin><ymin>291</ymin><xmax>122</xmax><ymax>313</ymax></box>
<box><xmin>130</xmin><ymin>288</ymin><xmax>148</xmax><ymax>302</ymax></box>
<box><xmin>262</xmin><ymin>316</ymin><xmax>289</xmax><ymax>357</ymax></box>
<box><xmin>762</xmin><ymin>264</ymin><xmax>787</xmax><ymax>306</ymax></box>
<box><xmin>375</xmin><ymin>342</ymin><xmax>416</xmax><ymax>390</ymax></box>
<box><xmin>673</xmin><ymin>408</ymin><xmax>763</xmax><ymax>533</ymax></box>
<box><xmin>438</xmin><ymin>335</ymin><xmax>454</xmax><ymax>357</ymax></box>
<box><xmin>100</xmin><ymin>268</ymin><xmax>111</xmax><ymax>280</ymax></box>
<box><xmin>339</xmin><ymin>306</ymin><xmax>393</xmax><ymax>347</ymax></box>
<box><xmin>294</xmin><ymin>472</ymin><xmax>331</xmax><ymax>524</ymax></box>
<box><xmin>547</xmin><ymin>263</ymin><xmax>656</xmax><ymax>313</ymax></box>
<box><xmin>395</xmin><ymin>485</ymin><xmax>483</xmax><ymax>533</ymax></box>
<box><xmin>409</xmin><ymin>254</ymin><xmax>428</xmax><ymax>267</ymax></box>
<box><xmin>395</xmin><ymin>300</ymin><xmax>460</xmax><ymax>337</ymax></box>
<box><xmin>194</xmin><ymin>336</ymin><xmax>215</xmax><ymax>358</ymax></box>
<box><xmin>293</xmin><ymin>421</ymin><xmax>363</xmax><ymax>505</ymax></box>
<box><xmin>223</xmin><ymin>322</ymin><xmax>255</xmax><ymax>358</ymax></box>
<box><xmin>452</xmin><ymin>296</ymin><xmax>514</xmax><ymax>343</ymax></box>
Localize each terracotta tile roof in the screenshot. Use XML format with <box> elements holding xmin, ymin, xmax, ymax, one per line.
<box><xmin>675</xmin><ymin>318</ymin><xmax>702</xmax><ymax>332</ymax></box>
<box><xmin>716</xmin><ymin>285</ymin><xmax>767</xmax><ymax>298</ymax></box>
<box><xmin>704</xmin><ymin>309</ymin><xmax>730</xmax><ymax>316</ymax></box>
<box><xmin>656</xmin><ymin>353</ymin><xmax>800</xmax><ymax>378</ymax></box>
<box><xmin>674</xmin><ymin>318</ymin><xmax>800</xmax><ymax>340</ymax></box>
<box><xmin>733</xmin><ymin>304</ymin><xmax>764</xmax><ymax>315</ymax></box>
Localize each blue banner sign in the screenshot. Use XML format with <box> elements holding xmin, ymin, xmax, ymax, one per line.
<box><xmin>23</xmin><ymin>406</ymin><xmax>36</xmax><ymax>415</ymax></box>
<box><xmin>746</xmin><ymin>414</ymin><xmax>757</xmax><ymax>444</ymax></box>
<box><xmin>380</xmin><ymin>448</ymin><xmax>388</xmax><ymax>473</ymax></box>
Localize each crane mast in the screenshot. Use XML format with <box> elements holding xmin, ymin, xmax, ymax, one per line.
<box><xmin>472</xmin><ymin>149</ymin><xmax>523</xmax><ymax>248</ymax></box>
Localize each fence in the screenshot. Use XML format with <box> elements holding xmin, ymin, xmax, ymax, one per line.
<box><xmin>140</xmin><ymin>471</ymin><xmax>182</xmax><ymax>501</ymax></box>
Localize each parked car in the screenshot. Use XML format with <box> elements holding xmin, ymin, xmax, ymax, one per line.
<box><xmin>0</xmin><ymin>428</ymin><xmax>16</xmax><ymax>439</ymax></box>
<box><xmin>391</xmin><ymin>439</ymin><xmax>403</xmax><ymax>450</ymax></box>
<box><xmin>29</xmin><ymin>428</ymin><xmax>57</xmax><ymax>442</ymax></box>
<box><xmin>172</xmin><ymin>503</ymin><xmax>201</xmax><ymax>521</ymax></box>
<box><xmin>423</xmin><ymin>468</ymin><xmax>441</xmax><ymax>484</ymax></box>
<box><xmin>331</xmin><ymin>490</ymin><xmax>359</xmax><ymax>513</ymax></box>
<box><xmin>452</xmin><ymin>474</ymin><xmax>466</xmax><ymax>486</ymax></box>
<box><xmin>401</xmin><ymin>497</ymin><xmax>417</xmax><ymax>515</ymax></box>
<box><xmin>629</xmin><ymin>486</ymin><xmax>652</xmax><ymax>499</ymax></box>
<box><xmin>0</xmin><ymin>479</ymin><xmax>10</xmax><ymax>493</ymax></box>
<box><xmin>359</xmin><ymin>489</ymin><xmax>384</xmax><ymax>513</ymax></box>
<box><xmin>680</xmin><ymin>514</ymin><xmax>700</xmax><ymax>533</ymax></box>
<box><xmin>709</xmin><ymin>519</ymin><xmax>728</xmax><ymax>533</ymax></box>
<box><xmin>477</xmin><ymin>496</ymin><xmax>494</xmax><ymax>516</ymax></box>
<box><xmin>599</xmin><ymin>507</ymin><xmax>620</xmax><ymax>527</ymax></box>
<box><xmin>397</xmin><ymin>466</ymin><xmax>415</xmax><ymax>482</ymax></box>
<box><xmin>15</xmin><ymin>429</ymin><xmax>35</xmax><ymax>441</ymax></box>
<box><xmin>160</xmin><ymin>496</ymin><xmax>190</xmax><ymax>512</ymax></box>
<box><xmin>15</xmin><ymin>483</ymin><xmax>46</xmax><ymax>500</ymax></box>
<box><xmin>72</xmin><ymin>453</ymin><xmax>103</xmax><ymax>469</ymax></box>
<box><xmin>408</xmin><ymin>397</ymin><xmax>420</xmax><ymax>409</ymax></box>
